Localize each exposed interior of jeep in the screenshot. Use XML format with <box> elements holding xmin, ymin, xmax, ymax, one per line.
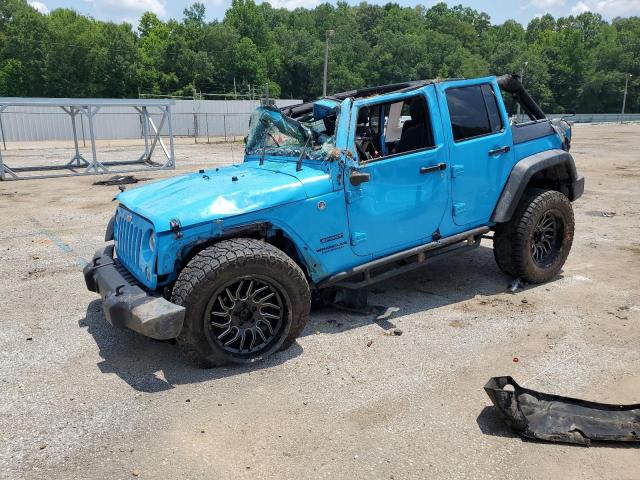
<box><xmin>354</xmin><ymin>95</ymin><xmax>435</xmax><ymax>162</ymax></box>
<box><xmin>245</xmin><ymin>103</ymin><xmax>338</xmax><ymax>160</ymax></box>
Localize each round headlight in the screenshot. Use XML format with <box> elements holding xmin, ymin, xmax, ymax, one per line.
<box><xmin>148</xmin><ymin>231</ymin><xmax>156</xmax><ymax>251</ymax></box>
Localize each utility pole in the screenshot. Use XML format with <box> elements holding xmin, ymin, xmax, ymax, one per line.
<box><xmin>516</xmin><ymin>61</ymin><xmax>529</xmax><ymax>122</ymax></box>
<box><xmin>233</xmin><ymin>77</ymin><xmax>237</xmax><ymax>99</ymax></box>
<box><xmin>323</xmin><ymin>30</ymin><xmax>335</xmax><ymax>97</ymax></box>
<box><xmin>621</xmin><ymin>73</ymin><xmax>632</xmax><ymax>124</ymax></box>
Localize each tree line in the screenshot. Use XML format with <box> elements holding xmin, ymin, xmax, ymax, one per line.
<box><xmin>0</xmin><ymin>0</ymin><xmax>638</xmax><ymax>113</ymax></box>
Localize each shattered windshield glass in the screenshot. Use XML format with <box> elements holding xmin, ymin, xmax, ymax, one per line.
<box><xmin>245</xmin><ymin>105</ymin><xmax>337</xmax><ymax>161</ymax></box>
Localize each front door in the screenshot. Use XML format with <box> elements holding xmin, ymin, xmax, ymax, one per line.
<box><xmin>345</xmin><ymin>87</ymin><xmax>449</xmax><ymax>257</ymax></box>
<box><xmin>437</xmin><ymin>79</ymin><xmax>515</xmax><ymax>226</ymax></box>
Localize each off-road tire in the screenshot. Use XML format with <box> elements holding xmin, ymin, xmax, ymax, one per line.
<box><xmin>171</xmin><ymin>238</ymin><xmax>311</xmax><ymax>368</ymax></box>
<box><xmin>493</xmin><ymin>189</ymin><xmax>575</xmax><ymax>283</ymax></box>
<box><xmin>492</xmin><ymin>222</ymin><xmax>516</xmax><ymax>277</ymax></box>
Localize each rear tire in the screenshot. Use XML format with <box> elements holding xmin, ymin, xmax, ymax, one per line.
<box><xmin>493</xmin><ymin>222</ymin><xmax>516</xmax><ymax>278</ymax></box>
<box><xmin>493</xmin><ymin>189</ymin><xmax>575</xmax><ymax>284</ymax></box>
<box><xmin>171</xmin><ymin>239</ymin><xmax>311</xmax><ymax>368</ymax></box>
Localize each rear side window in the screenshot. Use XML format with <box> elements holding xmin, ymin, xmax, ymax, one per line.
<box><xmin>446</xmin><ymin>84</ymin><xmax>504</xmax><ymax>142</ymax></box>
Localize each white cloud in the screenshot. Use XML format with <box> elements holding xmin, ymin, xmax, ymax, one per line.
<box><xmin>263</xmin><ymin>0</ymin><xmax>321</xmax><ymax>9</ymax></box>
<box><xmin>28</xmin><ymin>0</ymin><xmax>50</xmax><ymax>14</ymax></box>
<box><xmin>530</xmin><ymin>0</ymin><xmax>565</xmax><ymax>7</ymax></box>
<box><xmin>570</xmin><ymin>0</ymin><xmax>640</xmax><ymax>16</ymax></box>
<box><xmin>595</xmin><ymin>0</ymin><xmax>640</xmax><ymax>16</ymax></box>
<box><xmin>87</xmin><ymin>0</ymin><xmax>167</xmax><ymax>22</ymax></box>
<box><xmin>571</xmin><ymin>1</ymin><xmax>591</xmax><ymax>14</ymax></box>
<box><xmin>103</xmin><ymin>0</ymin><xmax>166</xmax><ymax>16</ymax></box>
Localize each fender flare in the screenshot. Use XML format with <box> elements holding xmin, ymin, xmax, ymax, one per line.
<box><xmin>203</xmin><ymin>220</ymin><xmax>321</xmax><ymax>279</ymax></box>
<box><xmin>491</xmin><ymin>149</ymin><xmax>584</xmax><ymax>223</ymax></box>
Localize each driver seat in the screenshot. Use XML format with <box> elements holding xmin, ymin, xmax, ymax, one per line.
<box><xmin>395</xmin><ymin>99</ymin><xmax>429</xmax><ymax>154</ymax></box>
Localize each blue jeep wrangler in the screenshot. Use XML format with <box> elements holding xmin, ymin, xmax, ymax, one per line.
<box><xmin>84</xmin><ymin>74</ymin><xmax>584</xmax><ymax>367</ymax></box>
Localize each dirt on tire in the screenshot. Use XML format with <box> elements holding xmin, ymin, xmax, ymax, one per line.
<box><xmin>171</xmin><ymin>238</ymin><xmax>311</xmax><ymax>368</ymax></box>
<box><xmin>494</xmin><ymin>188</ymin><xmax>575</xmax><ymax>283</ymax></box>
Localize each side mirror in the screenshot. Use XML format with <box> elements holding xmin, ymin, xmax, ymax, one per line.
<box><xmin>350</xmin><ymin>171</ymin><xmax>371</xmax><ymax>187</ymax></box>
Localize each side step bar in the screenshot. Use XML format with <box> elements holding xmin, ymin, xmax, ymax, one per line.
<box><xmin>317</xmin><ymin>226</ymin><xmax>490</xmax><ymax>290</ymax></box>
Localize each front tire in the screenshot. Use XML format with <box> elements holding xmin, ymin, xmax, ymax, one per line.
<box><xmin>172</xmin><ymin>239</ymin><xmax>311</xmax><ymax>368</ymax></box>
<box><xmin>493</xmin><ymin>189</ymin><xmax>575</xmax><ymax>284</ymax></box>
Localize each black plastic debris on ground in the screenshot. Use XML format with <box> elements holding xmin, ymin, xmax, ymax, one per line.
<box><xmin>93</xmin><ymin>175</ymin><xmax>140</xmax><ymax>186</ymax></box>
<box><xmin>484</xmin><ymin>376</ymin><xmax>640</xmax><ymax>446</ymax></box>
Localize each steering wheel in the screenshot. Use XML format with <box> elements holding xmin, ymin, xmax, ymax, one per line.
<box><xmin>356</xmin><ymin>126</ymin><xmax>379</xmax><ymax>161</ymax></box>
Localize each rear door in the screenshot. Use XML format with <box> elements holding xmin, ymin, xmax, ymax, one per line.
<box><xmin>437</xmin><ymin>78</ymin><xmax>514</xmax><ymax>226</ymax></box>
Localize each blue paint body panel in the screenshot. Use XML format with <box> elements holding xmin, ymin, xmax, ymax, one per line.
<box><xmin>436</xmin><ymin>78</ymin><xmax>516</xmax><ymax>227</ymax></box>
<box><xmin>117</xmin><ymin>162</ymin><xmax>333</xmax><ymax>230</ymax></box>
<box><xmin>344</xmin><ymin>86</ymin><xmax>449</xmax><ymax>256</ymax></box>
<box><xmin>109</xmin><ymin>76</ymin><xmax>573</xmax><ymax>290</ymax></box>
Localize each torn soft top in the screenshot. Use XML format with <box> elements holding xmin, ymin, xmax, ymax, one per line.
<box><xmin>327</xmin><ymin>79</ymin><xmax>436</xmax><ymax>101</ymax></box>
<box><xmin>485</xmin><ymin>376</ymin><xmax>640</xmax><ymax>446</ymax></box>
<box><xmin>281</xmin><ymin>79</ymin><xmax>443</xmax><ymax>119</ymax></box>
<box><xmin>282</xmin><ymin>74</ymin><xmax>544</xmax><ymax>122</ymax></box>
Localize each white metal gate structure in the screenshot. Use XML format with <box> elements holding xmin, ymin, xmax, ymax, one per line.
<box><xmin>0</xmin><ymin>97</ymin><xmax>175</xmax><ymax>181</ymax></box>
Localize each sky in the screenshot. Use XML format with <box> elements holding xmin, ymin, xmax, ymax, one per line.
<box><xmin>26</xmin><ymin>0</ymin><xmax>640</xmax><ymax>27</ymax></box>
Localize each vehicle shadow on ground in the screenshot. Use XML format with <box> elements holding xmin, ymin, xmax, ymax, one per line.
<box><xmin>80</xmin><ymin>243</ymin><xmax>540</xmax><ymax>393</ymax></box>
<box><xmin>302</xmin><ymin>244</ymin><xmax>531</xmax><ymax>337</ymax></box>
<box><xmin>79</xmin><ymin>300</ymin><xmax>303</xmax><ymax>393</ymax></box>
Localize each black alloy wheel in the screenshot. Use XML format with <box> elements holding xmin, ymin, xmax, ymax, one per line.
<box><xmin>172</xmin><ymin>238</ymin><xmax>311</xmax><ymax>368</ymax></box>
<box><xmin>531</xmin><ymin>211</ymin><xmax>564</xmax><ymax>267</ymax></box>
<box><xmin>205</xmin><ymin>277</ymin><xmax>288</xmax><ymax>356</ymax></box>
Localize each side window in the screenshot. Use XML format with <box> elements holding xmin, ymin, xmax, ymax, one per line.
<box><xmin>355</xmin><ymin>95</ymin><xmax>434</xmax><ymax>162</ymax></box>
<box><xmin>482</xmin><ymin>84</ymin><xmax>503</xmax><ymax>133</ymax></box>
<box><xmin>446</xmin><ymin>85</ymin><xmax>503</xmax><ymax>142</ymax></box>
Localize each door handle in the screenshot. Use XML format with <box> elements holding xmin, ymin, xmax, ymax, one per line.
<box><xmin>350</xmin><ymin>171</ymin><xmax>371</xmax><ymax>186</ymax></box>
<box><xmin>420</xmin><ymin>163</ymin><xmax>447</xmax><ymax>175</ymax></box>
<box><xmin>489</xmin><ymin>146</ymin><xmax>511</xmax><ymax>156</ymax></box>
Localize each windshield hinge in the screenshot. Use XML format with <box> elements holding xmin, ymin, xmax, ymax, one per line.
<box><xmin>296</xmin><ymin>136</ymin><xmax>312</xmax><ymax>172</ymax></box>
<box><xmin>169</xmin><ymin>218</ymin><xmax>183</xmax><ymax>239</ymax></box>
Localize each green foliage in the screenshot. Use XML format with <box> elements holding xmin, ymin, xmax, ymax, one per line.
<box><xmin>0</xmin><ymin>0</ymin><xmax>638</xmax><ymax>113</ymax></box>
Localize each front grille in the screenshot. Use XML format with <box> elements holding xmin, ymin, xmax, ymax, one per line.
<box><xmin>114</xmin><ymin>259</ymin><xmax>142</xmax><ymax>287</ymax></box>
<box><xmin>115</xmin><ymin>212</ymin><xmax>143</xmax><ymax>269</ymax></box>
<box><xmin>114</xmin><ymin>207</ymin><xmax>154</xmax><ymax>286</ymax></box>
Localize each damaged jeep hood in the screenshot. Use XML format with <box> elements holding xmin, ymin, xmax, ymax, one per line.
<box><xmin>116</xmin><ymin>161</ymin><xmax>331</xmax><ymax>231</ymax></box>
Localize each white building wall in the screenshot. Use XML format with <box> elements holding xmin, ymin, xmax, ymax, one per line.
<box><xmin>0</xmin><ymin>99</ymin><xmax>302</xmax><ymax>142</ymax></box>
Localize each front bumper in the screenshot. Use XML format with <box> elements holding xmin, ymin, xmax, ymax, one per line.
<box><xmin>571</xmin><ymin>175</ymin><xmax>585</xmax><ymax>201</ymax></box>
<box><xmin>83</xmin><ymin>246</ymin><xmax>185</xmax><ymax>340</ymax></box>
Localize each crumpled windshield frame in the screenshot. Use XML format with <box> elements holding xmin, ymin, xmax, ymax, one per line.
<box><xmin>245</xmin><ymin>105</ymin><xmax>338</xmax><ymax>161</ymax></box>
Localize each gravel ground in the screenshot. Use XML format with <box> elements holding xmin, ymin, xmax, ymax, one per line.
<box><xmin>1</xmin><ymin>124</ymin><xmax>639</xmax><ymax>479</ymax></box>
